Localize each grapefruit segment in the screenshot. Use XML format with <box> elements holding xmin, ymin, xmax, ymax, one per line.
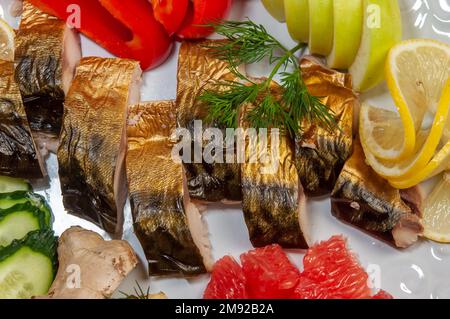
<box><xmin>202</xmin><ymin>236</ymin><xmax>393</xmax><ymax>299</ymax></box>
<box><xmin>294</xmin><ymin>236</ymin><xmax>372</xmax><ymax>299</ymax></box>
<box><xmin>203</xmin><ymin>255</ymin><xmax>247</xmax><ymax>299</ymax></box>
<box><xmin>240</xmin><ymin>245</ymin><xmax>300</xmax><ymax>299</ymax></box>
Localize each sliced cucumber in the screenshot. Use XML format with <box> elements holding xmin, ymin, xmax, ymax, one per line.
<box><xmin>0</xmin><ymin>230</ymin><xmax>57</xmax><ymax>299</ymax></box>
<box><xmin>0</xmin><ymin>176</ymin><xmax>31</xmax><ymax>194</ymax></box>
<box><xmin>0</xmin><ymin>192</ymin><xmax>53</xmax><ymax>225</ymax></box>
<box><xmin>0</xmin><ymin>202</ymin><xmax>52</xmax><ymax>247</ymax></box>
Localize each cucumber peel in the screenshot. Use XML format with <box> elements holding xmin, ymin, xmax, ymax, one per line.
<box><xmin>0</xmin><ymin>202</ymin><xmax>53</xmax><ymax>247</ymax></box>
<box><xmin>0</xmin><ymin>230</ymin><xmax>58</xmax><ymax>298</ymax></box>
<box><xmin>0</xmin><ymin>176</ymin><xmax>31</xmax><ymax>193</ymax></box>
<box><xmin>0</xmin><ymin>192</ymin><xmax>53</xmax><ymax>225</ymax></box>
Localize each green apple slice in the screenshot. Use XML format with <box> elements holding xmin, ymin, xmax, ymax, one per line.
<box><xmin>327</xmin><ymin>0</ymin><xmax>363</xmax><ymax>70</ymax></box>
<box><xmin>349</xmin><ymin>0</ymin><xmax>402</xmax><ymax>92</ymax></box>
<box><xmin>262</xmin><ymin>0</ymin><xmax>286</xmax><ymax>22</ymax></box>
<box><xmin>285</xmin><ymin>0</ymin><xmax>309</xmax><ymax>43</ymax></box>
<box><xmin>308</xmin><ymin>0</ymin><xmax>334</xmax><ymax>55</ymax></box>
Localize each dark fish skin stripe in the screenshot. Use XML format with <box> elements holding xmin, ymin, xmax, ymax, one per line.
<box><xmin>184</xmin><ymin>161</ymin><xmax>242</xmax><ymax>202</ymax></box>
<box><xmin>14</xmin><ymin>3</ymin><xmax>66</xmax><ymax>137</ymax></box>
<box><xmin>58</xmin><ymin>57</ymin><xmax>140</xmax><ymax>235</ymax></box>
<box><xmin>243</xmin><ymin>183</ymin><xmax>308</xmax><ymax>249</ymax></box>
<box><xmin>0</xmin><ymin>60</ymin><xmax>43</xmax><ymax>179</ymax></box>
<box><xmin>176</xmin><ymin>41</ymin><xmax>242</xmax><ymax>203</ymax></box>
<box><xmin>15</xmin><ymin>52</ymin><xmax>65</xmax><ymax>137</ymax></box>
<box><xmin>131</xmin><ymin>193</ymin><xmax>206</xmax><ymax>276</ymax></box>
<box><xmin>331</xmin><ymin>140</ymin><xmax>422</xmax><ymax>247</ymax></box>
<box><xmin>0</xmin><ymin>118</ymin><xmax>42</xmax><ymax>179</ymax></box>
<box><xmin>127</xmin><ymin>101</ymin><xmax>207</xmax><ymax>276</ymax></box>
<box><xmin>295</xmin><ymin>133</ymin><xmax>351</xmax><ymax>197</ymax></box>
<box><xmin>295</xmin><ymin>57</ymin><xmax>355</xmax><ymax>197</ymax></box>
<box><xmin>331</xmin><ymin>200</ymin><xmax>397</xmax><ymax>244</ymax></box>
<box><xmin>59</xmin><ymin>153</ymin><xmax>118</xmax><ymax>232</ymax></box>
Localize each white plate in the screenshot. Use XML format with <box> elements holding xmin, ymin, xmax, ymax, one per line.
<box><xmin>1</xmin><ymin>0</ymin><xmax>450</xmax><ymax>299</ymax></box>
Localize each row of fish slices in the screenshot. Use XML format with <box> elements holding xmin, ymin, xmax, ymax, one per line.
<box><xmin>0</xmin><ymin>1</ymin><xmax>81</xmax><ymax>179</ymax></box>
<box><xmin>123</xmin><ymin>39</ymin><xmax>426</xmax><ymax>282</ymax></box>
<box><xmin>3</xmin><ymin>2</ymin><xmax>426</xmax><ymax>288</ymax></box>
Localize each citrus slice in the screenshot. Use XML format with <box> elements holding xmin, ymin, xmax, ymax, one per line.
<box><xmin>349</xmin><ymin>0</ymin><xmax>402</xmax><ymax>92</ymax></box>
<box><xmin>422</xmin><ymin>173</ymin><xmax>450</xmax><ymax>243</ymax></box>
<box><xmin>327</xmin><ymin>0</ymin><xmax>363</xmax><ymax>70</ymax></box>
<box><xmin>262</xmin><ymin>0</ymin><xmax>286</xmax><ymax>22</ymax></box>
<box><xmin>361</xmin><ymin>78</ymin><xmax>450</xmax><ymax>182</ymax></box>
<box><xmin>0</xmin><ymin>18</ymin><xmax>14</xmax><ymax>62</ymax></box>
<box><xmin>386</xmin><ymin>39</ymin><xmax>450</xmax><ymax>153</ymax></box>
<box><xmin>357</xmin><ymin>40</ymin><xmax>450</xmax><ymax>161</ymax></box>
<box><xmin>308</xmin><ymin>0</ymin><xmax>333</xmax><ymax>56</ymax></box>
<box><xmin>389</xmin><ymin>140</ymin><xmax>450</xmax><ymax>189</ymax></box>
<box><xmin>359</xmin><ymin>103</ymin><xmax>410</xmax><ymax>160</ymax></box>
<box><xmin>284</xmin><ymin>0</ymin><xmax>309</xmax><ymax>43</ymax></box>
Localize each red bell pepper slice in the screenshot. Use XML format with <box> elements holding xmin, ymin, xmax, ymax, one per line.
<box><xmin>176</xmin><ymin>0</ymin><xmax>232</xmax><ymax>39</ymax></box>
<box><xmin>29</xmin><ymin>0</ymin><xmax>173</xmax><ymax>70</ymax></box>
<box><xmin>150</xmin><ymin>0</ymin><xmax>189</xmax><ymax>36</ymax></box>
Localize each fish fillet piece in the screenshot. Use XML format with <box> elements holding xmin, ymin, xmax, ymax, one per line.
<box><xmin>331</xmin><ymin>139</ymin><xmax>423</xmax><ymax>248</ymax></box>
<box><xmin>296</xmin><ymin>57</ymin><xmax>355</xmax><ymax>196</ymax></box>
<box><xmin>176</xmin><ymin>40</ymin><xmax>242</xmax><ymax>203</ymax></box>
<box><xmin>240</xmin><ymin>85</ymin><xmax>310</xmax><ymax>249</ymax></box>
<box><xmin>127</xmin><ymin>101</ymin><xmax>212</xmax><ymax>276</ymax></box>
<box><xmin>58</xmin><ymin>57</ymin><xmax>142</xmax><ymax>235</ymax></box>
<box><xmin>0</xmin><ymin>59</ymin><xmax>44</xmax><ymax>179</ymax></box>
<box><xmin>15</xmin><ymin>1</ymin><xmax>82</xmax><ymax>141</ymax></box>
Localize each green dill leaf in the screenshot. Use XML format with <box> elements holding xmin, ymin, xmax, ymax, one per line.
<box><xmin>206</xmin><ymin>20</ymin><xmax>287</xmax><ymax>67</ymax></box>
<box><xmin>200</xmin><ymin>19</ymin><xmax>339</xmax><ymax>136</ymax></box>
<box><xmin>200</xmin><ymin>82</ymin><xmax>260</xmax><ymax>128</ymax></box>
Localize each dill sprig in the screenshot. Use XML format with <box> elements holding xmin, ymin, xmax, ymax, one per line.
<box><xmin>119</xmin><ymin>281</ymin><xmax>151</xmax><ymax>299</ymax></box>
<box><xmin>200</xmin><ymin>20</ymin><xmax>337</xmax><ymax>136</ymax></box>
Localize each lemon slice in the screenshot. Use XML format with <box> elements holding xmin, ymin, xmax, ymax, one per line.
<box><xmin>386</xmin><ymin>39</ymin><xmax>450</xmax><ymax>150</ymax></box>
<box><xmin>308</xmin><ymin>0</ymin><xmax>333</xmax><ymax>56</ymax></box>
<box><xmin>285</xmin><ymin>0</ymin><xmax>309</xmax><ymax>43</ymax></box>
<box><xmin>0</xmin><ymin>18</ymin><xmax>14</xmax><ymax>62</ymax></box>
<box><xmin>389</xmin><ymin>141</ymin><xmax>450</xmax><ymax>189</ymax></box>
<box><xmin>327</xmin><ymin>0</ymin><xmax>363</xmax><ymax>70</ymax></box>
<box><xmin>262</xmin><ymin>0</ymin><xmax>286</xmax><ymax>22</ymax></box>
<box><xmin>422</xmin><ymin>173</ymin><xmax>450</xmax><ymax>243</ymax></box>
<box><xmin>359</xmin><ymin>103</ymin><xmax>410</xmax><ymax>160</ymax></box>
<box><xmin>349</xmin><ymin>0</ymin><xmax>402</xmax><ymax>92</ymax></box>
<box><xmin>361</xmin><ymin>39</ymin><xmax>450</xmax><ymax>162</ymax></box>
<box><xmin>361</xmin><ymin>77</ymin><xmax>450</xmax><ymax>182</ymax></box>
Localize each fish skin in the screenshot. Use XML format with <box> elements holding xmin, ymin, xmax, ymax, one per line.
<box><xmin>241</xmin><ymin>137</ymin><xmax>308</xmax><ymax>248</ymax></box>
<box><xmin>240</xmin><ymin>84</ymin><xmax>309</xmax><ymax>249</ymax></box>
<box><xmin>176</xmin><ymin>40</ymin><xmax>242</xmax><ymax>203</ymax></box>
<box><xmin>296</xmin><ymin>57</ymin><xmax>355</xmax><ymax>197</ymax></box>
<box><xmin>0</xmin><ymin>60</ymin><xmax>44</xmax><ymax>179</ymax></box>
<box><xmin>127</xmin><ymin>101</ymin><xmax>207</xmax><ymax>276</ymax></box>
<box><xmin>58</xmin><ymin>57</ymin><xmax>141</xmax><ymax>235</ymax></box>
<box><xmin>331</xmin><ymin>139</ymin><xmax>423</xmax><ymax>247</ymax></box>
<box><xmin>14</xmin><ymin>1</ymin><xmax>68</xmax><ymax>136</ymax></box>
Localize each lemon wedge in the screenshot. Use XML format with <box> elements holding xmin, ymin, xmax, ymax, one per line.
<box><xmin>422</xmin><ymin>173</ymin><xmax>450</xmax><ymax>243</ymax></box>
<box><xmin>262</xmin><ymin>0</ymin><xmax>286</xmax><ymax>22</ymax></box>
<box><xmin>308</xmin><ymin>0</ymin><xmax>333</xmax><ymax>56</ymax></box>
<box><xmin>0</xmin><ymin>18</ymin><xmax>14</xmax><ymax>62</ymax></box>
<box><xmin>349</xmin><ymin>0</ymin><xmax>402</xmax><ymax>92</ymax></box>
<box><xmin>284</xmin><ymin>0</ymin><xmax>309</xmax><ymax>43</ymax></box>
<box><xmin>327</xmin><ymin>0</ymin><xmax>363</xmax><ymax>70</ymax></box>
<box><xmin>361</xmin><ymin>77</ymin><xmax>450</xmax><ymax>183</ymax></box>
